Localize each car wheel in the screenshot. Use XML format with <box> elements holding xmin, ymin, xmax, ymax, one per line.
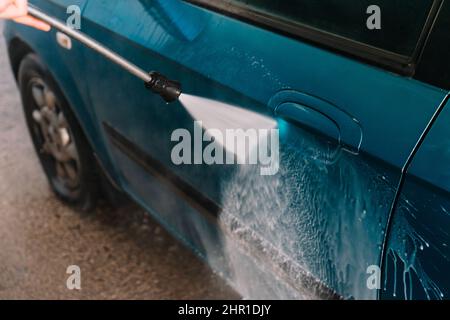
<box><xmin>18</xmin><ymin>53</ymin><xmax>99</xmax><ymax>211</ymax></box>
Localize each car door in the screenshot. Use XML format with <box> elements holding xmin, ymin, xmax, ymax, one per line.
<box><xmin>381</xmin><ymin>97</ymin><xmax>450</xmax><ymax>300</ymax></box>
<box><xmin>76</xmin><ymin>0</ymin><xmax>447</xmax><ymax>299</ymax></box>
<box><xmin>382</xmin><ymin>1</ymin><xmax>450</xmax><ymax>300</ymax></box>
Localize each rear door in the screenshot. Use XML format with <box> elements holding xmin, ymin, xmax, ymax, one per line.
<box><xmin>382</xmin><ymin>97</ymin><xmax>450</xmax><ymax>300</ymax></box>
<box><xmin>382</xmin><ymin>2</ymin><xmax>450</xmax><ymax>300</ymax></box>
<box><xmin>77</xmin><ymin>0</ymin><xmax>447</xmax><ymax>299</ymax></box>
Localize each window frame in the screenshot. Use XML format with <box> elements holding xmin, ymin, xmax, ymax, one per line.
<box><xmin>184</xmin><ymin>0</ymin><xmax>443</xmax><ymax>76</ymax></box>
<box><xmin>415</xmin><ymin>0</ymin><xmax>450</xmax><ymax>90</ymax></box>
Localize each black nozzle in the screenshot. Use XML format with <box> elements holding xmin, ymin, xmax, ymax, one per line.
<box><xmin>145</xmin><ymin>71</ymin><xmax>182</xmax><ymax>103</ymax></box>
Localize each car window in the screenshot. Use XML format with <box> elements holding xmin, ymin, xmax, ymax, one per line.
<box><xmin>226</xmin><ymin>0</ymin><xmax>435</xmax><ymax>57</ymax></box>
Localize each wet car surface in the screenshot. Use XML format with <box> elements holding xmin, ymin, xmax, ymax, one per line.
<box><xmin>0</xmin><ymin>21</ymin><xmax>238</xmax><ymax>299</ymax></box>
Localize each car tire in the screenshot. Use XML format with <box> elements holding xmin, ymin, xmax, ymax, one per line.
<box><xmin>18</xmin><ymin>53</ymin><xmax>100</xmax><ymax>212</ymax></box>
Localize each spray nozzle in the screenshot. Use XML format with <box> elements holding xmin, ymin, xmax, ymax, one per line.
<box><xmin>145</xmin><ymin>72</ymin><xmax>182</xmax><ymax>103</ymax></box>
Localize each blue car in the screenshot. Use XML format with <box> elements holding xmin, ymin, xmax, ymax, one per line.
<box><xmin>3</xmin><ymin>0</ymin><xmax>450</xmax><ymax>300</ymax></box>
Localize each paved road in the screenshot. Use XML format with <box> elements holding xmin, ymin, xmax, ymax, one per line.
<box><xmin>0</xmin><ymin>21</ymin><xmax>237</xmax><ymax>299</ymax></box>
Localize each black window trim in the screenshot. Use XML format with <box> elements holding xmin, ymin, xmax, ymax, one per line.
<box><xmin>184</xmin><ymin>0</ymin><xmax>444</xmax><ymax>77</ymax></box>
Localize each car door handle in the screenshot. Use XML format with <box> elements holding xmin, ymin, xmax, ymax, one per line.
<box><xmin>269</xmin><ymin>90</ymin><xmax>362</xmax><ymax>154</ymax></box>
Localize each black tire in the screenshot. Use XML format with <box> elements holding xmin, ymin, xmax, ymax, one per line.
<box><xmin>18</xmin><ymin>53</ymin><xmax>99</xmax><ymax>212</ymax></box>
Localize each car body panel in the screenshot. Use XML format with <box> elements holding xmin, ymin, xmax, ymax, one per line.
<box><xmin>3</xmin><ymin>0</ymin><xmax>449</xmax><ymax>299</ymax></box>
<box><xmin>382</xmin><ymin>96</ymin><xmax>450</xmax><ymax>300</ymax></box>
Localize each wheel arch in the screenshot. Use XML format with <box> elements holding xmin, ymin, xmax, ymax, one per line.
<box><xmin>7</xmin><ymin>35</ymin><xmax>124</xmax><ymax>194</ymax></box>
<box><xmin>7</xmin><ymin>37</ymin><xmax>34</xmax><ymax>83</ymax></box>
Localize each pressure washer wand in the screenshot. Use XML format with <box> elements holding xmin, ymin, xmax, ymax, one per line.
<box><xmin>27</xmin><ymin>6</ymin><xmax>182</xmax><ymax>103</ymax></box>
